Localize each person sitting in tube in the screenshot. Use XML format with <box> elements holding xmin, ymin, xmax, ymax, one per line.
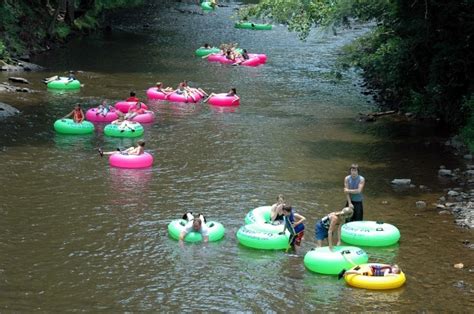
<box><xmin>270</xmin><ymin>194</ymin><xmax>285</xmax><ymax>225</ymax></box>
<box><xmin>126</xmin><ymin>91</ymin><xmax>140</xmax><ymax>103</ymax></box>
<box><xmin>98</xmin><ymin>139</ymin><xmax>145</xmax><ymax>157</ymax></box>
<box><xmin>111</xmin><ymin>111</ymin><xmax>139</xmax><ymax>132</ymax></box>
<box><xmin>62</xmin><ymin>104</ymin><xmax>84</xmax><ymax>123</ymax></box>
<box><xmin>179</xmin><ymin>212</ymin><xmax>209</xmax><ymax>245</ymax></box>
<box><xmin>338</xmin><ymin>264</ymin><xmax>402</xmax><ymax>280</ymax></box>
<box><xmin>232</xmin><ymin>49</ymin><xmax>250</xmax><ymax>66</ymax></box>
<box><xmin>155</xmin><ymin>82</ymin><xmax>174</xmax><ymax>95</ymax></box>
<box><xmin>182</xmin><ymin>80</ymin><xmax>208</xmax><ymax>97</ymax></box>
<box><xmin>96</xmin><ymin>100</ymin><xmax>114</xmax><ymax>117</ymax></box>
<box><xmin>203</xmin><ymin>88</ymin><xmax>239</xmax><ymax>105</ymax></box>
<box><xmin>173</xmin><ymin>81</ymin><xmax>197</xmax><ymax>102</ymax></box>
<box><xmin>124</xmin><ymin>102</ymin><xmax>151</xmax><ymax>120</ymax></box>
<box><xmin>43</xmin><ymin>70</ymin><xmax>76</xmax><ymax>84</ymax></box>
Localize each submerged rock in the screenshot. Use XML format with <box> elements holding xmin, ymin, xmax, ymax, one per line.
<box><xmin>391</xmin><ymin>178</ymin><xmax>411</xmax><ymax>185</ymax></box>
<box><xmin>0</xmin><ymin>102</ymin><xmax>20</xmax><ymax>118</ymax></box>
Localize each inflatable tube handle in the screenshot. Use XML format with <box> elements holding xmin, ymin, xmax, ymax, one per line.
<box><xmin>376</xmin><ymin>228</ymin><xmax>384</xmax><ymax>231</ymax></box>
<box><xmin>376</xmin><ymin>221</ymin><xmax>384</xmax><ymax>224</ymax></box>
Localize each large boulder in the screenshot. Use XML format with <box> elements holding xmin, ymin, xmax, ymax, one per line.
<box><xmin>0</xmin><ymin>102</ymin><xmax>20</xmax><ymax>118</ymax></box>
<box><xmin>1</xmin><ymin>59</ymin><xmax>45</xmax><ymax>72</ymax></box>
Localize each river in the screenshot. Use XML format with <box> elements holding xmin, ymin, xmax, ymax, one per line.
<box><xmin>0</xmin><ymin>0</ymin><xmax>472</xmax><ymax>311</ymax></box>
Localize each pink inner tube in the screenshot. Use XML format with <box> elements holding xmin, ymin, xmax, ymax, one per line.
<box><xmin>114</xmin><ymin>101</ymin><xmax>149</xmax><ymax>113</ymax></box>
<box><xmin>167</xmin><ymin>91</ymin><xmax>202</xmax><ymax>103</ymax></box>
<box><xmin>86</xmin><ymin>108</ymin><xmax>119</xmax><ymax>122</ymax></box>
<box><xmin>249</xmin><ymin>53</ymin><xmax>267</xmax><ymax>63</ymax></box>
<box><xmin>131</xmin><ymin>111</ymin><xmax>155</xmax><ymax>123</ymax></box>
<box><xmin>207</xmin><ymin>54</ymin><xmax>234</xmax><ymax>64</ymax></box>
<box><xmin>109</xmin><ymin>152</ymin><xmax>154</xmax><ymax>169</ymax></box>
<box><xmin>208</xmin><ymin>54</ymin><xmax>263</xmax><ymax>66</ymax></box>
<box><xmin>241</xmin><ymin>57</ymin><xmax>262</xmax><ymax>67</ymax></box>
<box><xmin>208</xmin><ymin>93</ymin><xmax>240</xmax><ymax>107</ymax></box>
<box><xmin>147</xmin><ymin>87</ymin><xmax>169</xmax><ymax>100</ymax></box>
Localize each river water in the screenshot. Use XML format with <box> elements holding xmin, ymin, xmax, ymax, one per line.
<box><xmin>0</xmin><ymin>0</ymin><xmax>472</xmax><ymax>311</ymax></box>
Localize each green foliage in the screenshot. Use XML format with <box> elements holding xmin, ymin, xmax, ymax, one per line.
<box><xmin>74</xmin><ymin>13</ymin><xmax>99</xmax><ymax>31</ymax></box>
<box><xmin>243</xmin><ymin>0</ymin><xmax>474</xmax><ymax>133</ymax></box>
<box><xmin>238</xmin><ymin>0</ymin><xmax>338</xmax><ymax>40</ymax></box>
<box><xmin>0</xmin><ymin>40</ymin><xmax>8</xmax><ymax>60</ymax></box>
<box><xmin>0</xmin><ymin>0</ymin><xmax>144</xmax><ymax>57</ymax></box>
<box><xmin>461</xmin><ymin>95</ymin><xmax>474</xmax><ymax>152</ymax></box>
<box><xmin>55</xmin><ymin>24</ymin><xmax>71</xmax><ymax>39</ymax></box>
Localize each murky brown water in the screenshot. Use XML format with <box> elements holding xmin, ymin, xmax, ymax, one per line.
<box><xmin>0</xmin><ymin>1</ymin><xmax>472</xmax><ymax>311</ymax></box>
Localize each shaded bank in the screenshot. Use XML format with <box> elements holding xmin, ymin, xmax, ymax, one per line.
<box><xmin>0</xmin><ymin>0</ymin><xmax>144</xmax><ymax>64</ymax></box>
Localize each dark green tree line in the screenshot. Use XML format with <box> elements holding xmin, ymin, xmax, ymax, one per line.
<box><xmin>0</xmin><ymin>0</ymin><xmax>143</xmax><ymax>60</ymax></box>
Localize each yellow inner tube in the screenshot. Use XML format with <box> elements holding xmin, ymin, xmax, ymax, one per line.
<box><xmin>344</xmin><ymin>263</ymin><xmax>406</xmax><ymax>290</ymax></box>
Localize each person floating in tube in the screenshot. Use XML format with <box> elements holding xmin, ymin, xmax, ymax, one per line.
<box><xmin>62</xmin><ymin>104</ymin><xmax>84</xmax><ymax>123</ymax></box>
<box><xmin>338</xmin><ymin>264</ymin><xmax>402</xmax><ymax>280</ymax></box>
<box><xmin>43</xmin><ymin>70</ymin><xmax>76</xmax><ymax>85</ymax></box>
<box><xmin>203</xmin><ymin>88</ymin><xmax>239</xmax><ymax>105</ymax></box>
<box><xmin>98</xmin><ymin>139</ymin><xmax>145</xmax><ymax>157</ymax></box>
<box><xmin>179</xmin><ymin>212</ymin><xmax>209</xmax><ymax>245</ymax></box>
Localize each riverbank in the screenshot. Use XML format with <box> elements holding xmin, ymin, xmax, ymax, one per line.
<box><xmin>435</xmin><ymin>137</ymin><xmax>474</xmax><ymax>232</ymax></box>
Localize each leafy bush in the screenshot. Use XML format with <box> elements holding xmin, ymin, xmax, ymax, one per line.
<box><xmin>461</xmin><ymin>95</ymin><xmax>474</xmax><ymax>152</ymax></box>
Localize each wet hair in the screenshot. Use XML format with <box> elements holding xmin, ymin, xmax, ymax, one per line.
<box><xmin>204</xmin><ymin>43</ymin><xmax>210</xmax><ymax>48</ymax></box>
<box><xmin>349</xmin><ymin>163</ymin><xmax>359</xmax><ymax>173</ymax></box>
<box><xmin>276</xmin><ymin>194</ymin><xmax>285</xmax><ymax>203</ymax></box>
<box><xmin>156</xmin><ymin>82</ymin><xmax>162</xmax><ymax>87</ymax></box>
<box><xmin>230</xmin><ymin>88</ymin><xmax>237</xmax><ymax>94</ymax></box>
<box><xmin>282</xmin><ymin>204</ymin><xmax>292</xmax><ymax>213</ymax></box>
<box><xmin>192</xmin><ymin>218</ymin><xmax>202</xmax><ymax>229</ymax></box>
<box><xmin>130</xmin><ymin>91</ymin><xmax>136</xmax><ymax>97</ymax></box>
<box><xmin>338</xmin><ymin>207</ymin><xmax>353</xmax><ymax>218</ymax></box>
<box><xmin>392</xmin><ymin>265</ymin><xmax>401</xmax><ymax>274</ymax></box>
<box><xmin>137</xmin><ymin>140</ymin><xmax>145</xmax><ymax>147</ymax></box>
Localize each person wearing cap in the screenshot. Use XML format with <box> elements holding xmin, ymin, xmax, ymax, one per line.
<box><xmin>344</xmin><ymin>163</ymin><xmax>365</xmax><ymax>221</ymax></box>
<box><xmin>315</xmin><ymin>206</ymin><xmax>353</xmax><ymax>251</ymax></box>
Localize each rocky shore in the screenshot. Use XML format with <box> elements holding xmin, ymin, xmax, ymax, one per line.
<box><xmin>390</xmin><ymin>136</ymin><xmax>474</xmax><ymax>237</ymax></box>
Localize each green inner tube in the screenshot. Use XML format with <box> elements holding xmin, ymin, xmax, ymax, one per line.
<box><xmin>234</xmin><ymin>22</ymin><xmax>273</xmax><ymax>30</ymax></box>
<box><xmin>201</xmin><ymin>2</ymin><xmax>214</xmax><ymax>10</ymax></box>
<box><xmin>304</xmin><ymin>246</ymin><xmax>369</xmax><ymax>275</ymax></box>
<box><xmin>104</xmin><ymin>123</ymin><xmax>144</xmax><ymax>138</ymax></box>
<box><xmin>47</xmin><ymin>78</ymin><xmax>81</xmax><ymax>90</ymax></box>
<box><xmin>236</xmin><ymin>223</ymin><xmax>289</xmax><ymax>250</ymax></box>
<box><xmin>237</xmin><ymin>206</ymin><xmax>290</xmax><ymax>250</ymax></box>
<box><xmin>168</xmin><ymin>219</ymin><xmax>225</xmax><ymax>242</ymax></box>
<box><xmin>341</xmin><ymin>221</ymin><xmax>401</xmax><ymax>247</ymax></box>
<box><xmin>195</xmin><ymin>47</ymin><xmax>221</xmax><ymax>57</ymax></box>
<box><xmin>244</xmin><ymin>206</ymin><xmax>272</xmax><ymax>225</ymax></box>
<box><xmin>53</xmin><ymin>119</ymin><xmax>94</xmax><ymax>135</ymax></box>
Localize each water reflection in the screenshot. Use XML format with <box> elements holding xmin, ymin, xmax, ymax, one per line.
<box><xmin>54</xmin><ymin>133</ymin><xmax>95</xmax><ymax>151</ymax></box>
<box><xmin>108</xmin><ymin>167</ymin><xmax>154</xmax><ymax>196</ymax></box>
<box><xmin>208</xmin><ymin>104</ymin><xmax>240</xmax><ymax>114</ymax></box>
<box><xmin>47</xmin><ymin>88</ymin><xmax>82</xmax><ymax>97</ymax></box>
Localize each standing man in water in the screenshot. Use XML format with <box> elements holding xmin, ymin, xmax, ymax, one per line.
<box><xmin>344</xmin><ymin>163</ymin><xmax>365</xmax><ymax>221</ymax></box>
